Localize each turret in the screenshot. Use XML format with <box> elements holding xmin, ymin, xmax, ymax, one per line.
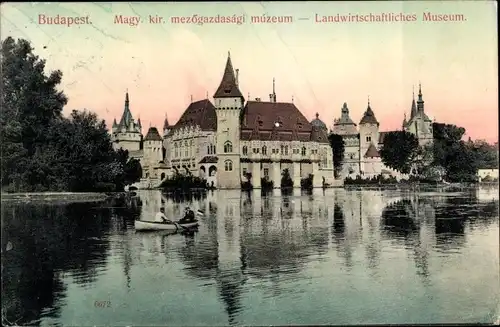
<box><xmin>213</xmin><ymin>51</ymin><xmax>244</xmax><ymax>189</ymax></box>
<box><xmin>111</xmin><ymin>90</ymin><xmax>142</xmax><ymax>151</ymax></box>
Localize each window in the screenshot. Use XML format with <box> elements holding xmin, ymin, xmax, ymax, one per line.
<box><xmin>242</xmin><ymin>168</ymin><xmax>247</xmax><ymax>175</ymax></box>
<box><xmin>253</xmin><ymin>148</ymin><xmax>259</xmax><ymax>154</ymax></box>
<box><xmin>224</xmin><ymin>141</ymin><xmax>233</xmax><ymax>153</ymax></box>
<box><xmin>301</xmin><ymin>147</ymin><xmax>306</xmax><ymax>156</ymax></box>
<box><xmin>280</xmin><ymin>145</ymin><xmax>284</xmax><ymax>155</ymax></box>
<box><xmin>207</xmin><ymin>144</ymin><xmax>216</xmax><ymax>155</ymax></box>
<box><xmin>366</xmin><ymin>136</ymin><xmax>371</xmax><ymax>142</ymax></box>
<box><xmin>224</xmin><ymin>160</ymin><xmax>233</xmax><ymax>171</ymax></box>
<box><xmin>262</xmin><ymin>145</ymin><xmax>267</xmax><ymax>155</ymax></box>
<box><xmin>242</xmin><ymin>146</ymin><xmax>248</xmax><ymax>155</ymax></box>
<box><xmin>284</xmin><ymin>146</ymin><xmax>289</xmax><ymax>155</ymax></box>
<box><xmin>263</xmin><ymin>168</ymin><xmax>269</xmax><ymax>177</ymax></box>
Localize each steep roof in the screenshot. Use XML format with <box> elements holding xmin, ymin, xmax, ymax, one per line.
<box><xmin>118</xmin><ymin>92</ymin><xmax>133</xmax><ymax>128</ymax></box>
<box><xmin>359</xmin><ymin>102</ymin><xmax>379</xmax><ymax>125</ymax></box>
<box><xmin>364</xmin><ymin>143</ymin><xmax>380</xmax><ymax>158</ymax></box>
<box><xmin>334</xmin><ymin>102</ymin><xmax>357</xmax><ymax>126</ymax></box>
<box><xmin>163</xmin><ymin>114</ymin><xmax>171</xmax><ymax>130</ymax></box>
<box><xmin>239</xmin><ymin>101</ymin><xmax>326</xmax><ymax>143</ymax></box>
<box><xmin>213</xmin><ymin>52</ymin><xmax>244</xmax><ymax>99</ymax></box>
<box><xmin>144</xmin><ymin>127</ymin><xmax>163</xmax><ymax>141</ymax></box>
<box><xmin>311</xmin><ymin>113</ymin><xmax>328</xmax><ymax>131</ymax></box>
<box><xmin>169</xmin><ymin>99</ymin><xmax>217</xmax><ymax>133</ymax></box>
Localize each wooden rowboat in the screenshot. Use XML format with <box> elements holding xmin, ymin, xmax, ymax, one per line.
<box><xmin>134</xmin><ymin>219</ymin><xmax>199</xmax><ymax>231</ymax></box>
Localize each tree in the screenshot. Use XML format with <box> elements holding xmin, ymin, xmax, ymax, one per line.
<box><xmin>380</xmin><ymin>131</ymin><xmax>419</xmax><ymax>174</ymax></box>
<box><xmin>432</xmin><ymin>122</ymin><xmax>480</xmax><ymax>182</ymax></box>
<box><xmin>328</xmin><ymin>133</ymin><xmax>345</xmax><ymax>178</ymax></box>
<box><xmin>1</xmin><ymin>37</ymin><xmax>67</xmax><ymax>189</ymax></box>
<box><xmin>281</xmin><ymin>168</ymin><xmax>293</xmax><ymax>188</ymax></box>
<box><xmin>1</xmin><ymin>37</ymin><xmax>138</xmax><ymax>192</ymax></box>
<box><xmin>468</xmin><ymin>139</ymin><xmax>498</xmax><ymax>169</ymax></box>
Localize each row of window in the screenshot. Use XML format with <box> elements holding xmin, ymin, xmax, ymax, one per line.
<box><xmin>173</xmin><ymin>139</ymin><xmax>327</xmax><ymax>158</ymax></box>
<box><xmin>242</xmin><ymin>145</ymin><xmax>311</xmax><ymax>156</ymax></box>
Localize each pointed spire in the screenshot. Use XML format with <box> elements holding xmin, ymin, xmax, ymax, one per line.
<box><xmin>118</xmin><ymin>90</ymin><xmax>133</xmax><ymax>128</ymax></box>
<box><xmin>360</xmin><ymin>97</ymin><xmax>378</xmax><ymax>125</ymax></box>
<box><xmin>417</xmin><ymin>82</ymin><xmax>424</xmax><ymax>112</ymax></box>
<box><xmin>163</xmin><ymin>113</ymin><xmax>170</xmax><ymax>130</ymax></box>
<box><xmin>137</xmin><ymin>117</ymin><xmax>142</xmax><ymax>128</ymax></box>
<box><xmin>190</xmin><ymin>94</ymin><xmax>193</xmax><ymax>103</ymax></box>
<box><xmin>213</xmin><ymin>52</ymin><xmax>244</xmax><ymax>99</ymax></box>
<box><xmin>112</xmin><ymin>118</ymin><xmax>118</xmax><ymax>127</ymax></box>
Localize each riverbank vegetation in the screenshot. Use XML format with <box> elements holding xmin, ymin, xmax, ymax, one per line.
<box><xmin>376</xmin><ymin>125</ymin><xmax>498</xmax><ymax>183</ymax></box>
<box><xmin>1</xmin><ymin>37</ymin><xmax>141</xmax><ymax>193</ymax></box>
<box><xmin>159</xmin><ymin>170</ymin><xmax>208</xmax><ymax>191</ymax></box>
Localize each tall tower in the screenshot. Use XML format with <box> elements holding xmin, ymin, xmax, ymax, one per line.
<box><xmin>213</xmin><ymin>52</ymin><xmax>245</xmax><ymax>189</ymax></box>
<box><xmin>404</xmin><ymin>84</ymin><xmax>433</xmax><ymax>147</ymax></box>
<box><xmin>111</xmin><ymin>91</ymin><xmax>142</xmax><ymax>152</ymax></box>
<box><xmin>358</xmin><ymin>97</ymin><xmax>380</xmax><ymax>174</ymax></box>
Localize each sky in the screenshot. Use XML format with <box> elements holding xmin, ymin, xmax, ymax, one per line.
<box><xmin>1</xmin><ymin>1</ymin><xmax>498</xmax><ymax>142</ymax></box>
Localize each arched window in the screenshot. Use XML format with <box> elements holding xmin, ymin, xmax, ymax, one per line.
<box><xmin>284</xmin><ymin>145</ymin><xmax>289</xmax><ymax>155</ymax></box>
<box><xmin>207</xmin><ymin>145</ymin><xmax>210</xmax><ymax>154</ymax></box>
<box><xmin>224</xmin><ymin>160</ymin><xmax>233</xmax><ymax>171</ymax></box>
<box><xmin>301</xmin><ymin>146</ymin><xmax>306</xmax><ymax>156</ymax></box>
<box><xmin>262</xmin><ymin>145</ymin><xmax>267</xmax><ymax>155</ymax></box>
<box><xmin>242</xmin><ymin>145</ymin><xmax>248</xmax><ymax>155</ymax></box>
<box><xmin>224</xmin><ymin>141</ymin><xmax>233</xmax><ymax>153</ymax></box>
<box><xmin>280</xmin><ymin>145</ymin><xmax>284</xmax><ymax>154</ymax></box>
<box><xmin>174</xmin><ymin>142</ymin><xmax>178</xmax><ymax>158</ymax></box>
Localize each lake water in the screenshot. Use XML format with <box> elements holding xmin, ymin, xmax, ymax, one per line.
<box><xmin>2</xmin><ymin>187</ymin><xmax>499</xmax><ymax>326</ymax></box>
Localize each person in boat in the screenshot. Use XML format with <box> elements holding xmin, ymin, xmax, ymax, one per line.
<box><xmin>154</xmin><ymin>207</ymin><xmax>168</xmax><ymax>223</ymax></box>
<box><xmin>181</xmin><ymin>207</ymin><xmax>195</xmax><ymax>223</ymax></box>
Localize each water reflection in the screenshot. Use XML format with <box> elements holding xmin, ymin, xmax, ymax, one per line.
<box><xmin>1</xmin><ymin>187</ymin><xmax>499</xmax><ymax>326</ymax></box>
<box><xmin>1</xmin><ymin>202</ymin><xmax>113</xmax><ymax>326</ymax></box>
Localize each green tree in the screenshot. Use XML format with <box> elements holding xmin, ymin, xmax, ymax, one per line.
<box><xmin>328</xmin><ymin>133</ymin><xmax>345</xmax><ymax>178</ymax></box>
<box><xmin>432</xmin><ymin>122</ymin><xmax>479</xmax><ymax>182</ymax></box>
<box><xmin>281</xmin><ymin>168</ymin><xmax>293</xmax><ymax>188</ymax></box>
<box><xmin>1</xmin><ymin>37</ymin><xmax>68</xmax><ymax>189</ymax></box>
<box><xmin>1</xmin><ymin>37</ymin><xmax>138</xmax><ymax>192</ymax></box>
<box><xmin>380</xmin><ymin>131</ymin><xmax>419</xmax><ymax>174</ymax></box>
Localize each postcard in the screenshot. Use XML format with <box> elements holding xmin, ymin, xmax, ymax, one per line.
<box><xmin>1</xmin><ymin>1</ymin><xmax>498</xmax><ymax>326</ymax></box>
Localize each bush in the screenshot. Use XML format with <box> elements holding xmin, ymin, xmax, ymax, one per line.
<box><xmin>281</xmin><ymin>168</ymin><xmax>293</xmax><ymax>188</ymax></box>
<box><xmin>301</xmin><ymin>174</ymin><xmax>313</xmax><ymax>190</ymax></box>
<box><xmin>160</xmin><ymin>173</ymin><xmax>207</xmax><ymax>190</ymax></box>
<box><xmin>261</xmin><ymin>177</ymin><xmax>274</xmax><ymax>191</ymax></box>
<box><xmin>241</xmin><ymin>172</ymin><xmax>253</xmax><ymax>190</ymax></box>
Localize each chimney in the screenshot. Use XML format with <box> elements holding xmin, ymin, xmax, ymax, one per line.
<box><xmin>235</xmin><ymin>69</ymin><xmax>239</xmax><ymax>87</ymax></box>
<box><xmin>255</xmin><ymin>97</ymin><xmax>261</xmax><ymax>102</ymax></box>
<box><xmin>269</xmin><ymin>94</ymin><xmax>273</xmax><ymax>102</ymax></box>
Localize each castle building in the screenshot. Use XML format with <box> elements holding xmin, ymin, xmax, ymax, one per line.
<box><xmin>111</xmin><ymin>52</ymin><xmax>335</xmax><ymax>189</ymax></box>
<box><xmin>331</xmin><ymin>84</ymin><xmax>433</xmax><ymax>179</ymax></box>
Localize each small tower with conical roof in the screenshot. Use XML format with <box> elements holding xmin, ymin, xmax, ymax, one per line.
<box><xmin>358</xmin><ymin>97</ymin><xmax>380</xmax><ymax>175</ymax></box>
<box><xmin>111</xmin><ymin>91</ymin><xmax>142</xmax><ymax>152</ymax></box>
<box><xmin>143</xmin><ymin>126</ymin><xmax>164</xmax><ymax>168</ymax></box>
<box><xmin>162</xmin><ymin>113</ymin><xmax>171</xmax><ymax>137</ymax></box>
<box><xmin>213</xmin><ymin>51</ymin><xmax>245</xmax><ymax>189</ymax></box>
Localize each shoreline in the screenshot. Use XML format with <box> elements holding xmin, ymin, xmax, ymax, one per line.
<box><xmin>1</xmin><ymin>192</ymin><xmax>110</xmax><ymax>203</ymax></box>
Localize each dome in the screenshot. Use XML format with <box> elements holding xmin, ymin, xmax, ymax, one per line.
<box><xmin>311</xmin><ymin>113</ymin><xmax>327</xmax><ymax>130</ymax></box>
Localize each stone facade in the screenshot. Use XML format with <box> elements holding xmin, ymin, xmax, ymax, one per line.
<box><xmin>332</xmin><ymin>84</ymin><xmax>434</xmax><ymax>180</ymax></box>
<box><xmin>111</xmin><ymin>53</ymin><xmax>335</xmax><ymax>189</ymax></box>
